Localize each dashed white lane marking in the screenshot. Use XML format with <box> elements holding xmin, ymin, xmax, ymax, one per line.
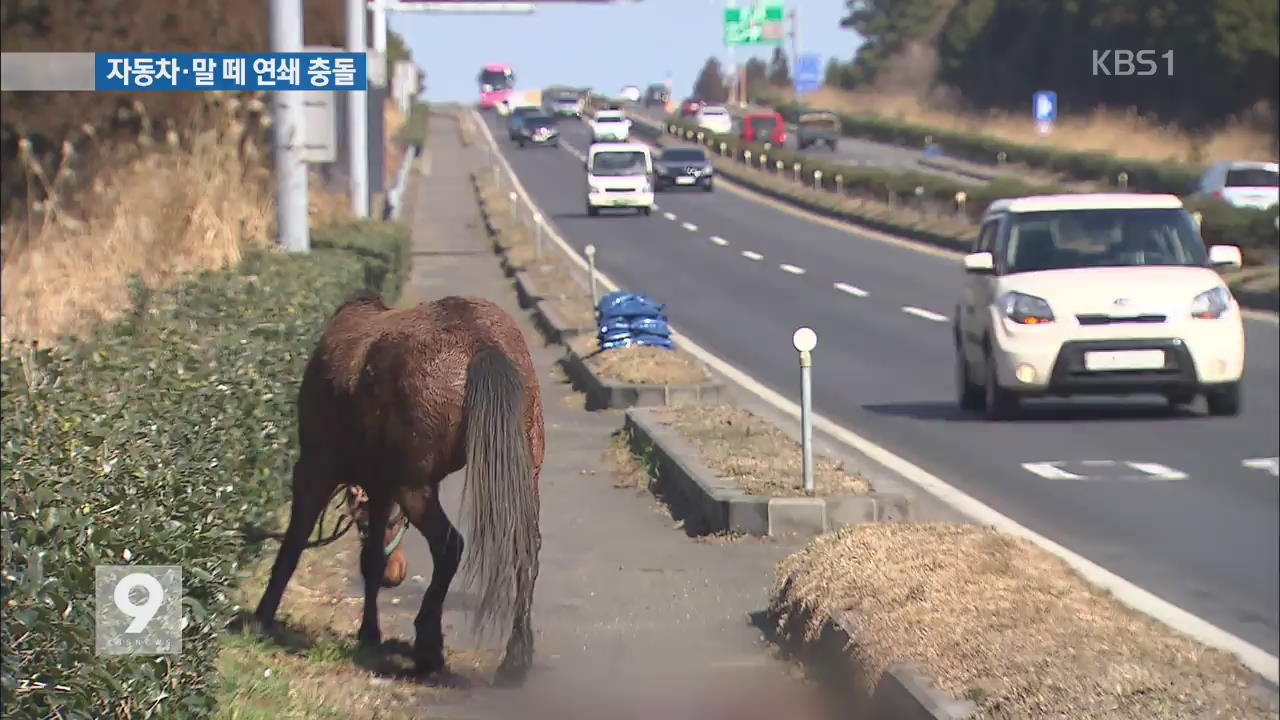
<box><xmin>902</xmin><ymin>306</ymin><xmax>948</xmax><ymax>322</ymax></box>
<box><xmin>834</xmin><ymin>282</ymin><xmax>868</xmax><ymax>297</ymax></box>
<box><xmin>1243</xmin><ymin>457</ymin><xmax>1279</xmax><ymax>477</ymax></box>
<box><xmin>1124</xmin><ymin>462</ymin><xmax>1189</xmax><ymax>480</ymax></box>
<box><xmin>1022</xmin><ymin>462</ymin><xmax>1086</xmax><ymax>480</ymax></box>
<box><xmin>662</xmin><ymin>211</ymin><xmax>677</xmax><ymax>221</ymax></box>
<box><xmin>741</xmin><ymin>250</ymin><xmax>764</xmax><ymax>261</ymax></box>
<box><xmin>681</xmin><ymin>221</ymin><xmax>699</xmax><ymax>232</ymax></box>
<box><xmin>779</xmin><ymin>263</ymin><xmax>806</xmax><ymax>275</ymax></box>
<box><xmin>709</xmin><ymin>235</ymin><xmax>729</xmax><ymax>246</ymax></box>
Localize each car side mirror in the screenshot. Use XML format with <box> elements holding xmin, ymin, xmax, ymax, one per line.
<box><xmin>963</xmin><ymin>251</ymin><xmax>995</xmax><ymax>273</ymax></box>
<box><xmin>1208</xmin><ymin>244</ymin><xmax>1242</xmax><ymax>270</ymax></box>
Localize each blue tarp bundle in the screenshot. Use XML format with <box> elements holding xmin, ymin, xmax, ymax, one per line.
<box><xmin>595</xmin><ymin>291</ymin><xmax>675</xmax><ymax>351</ymax></box>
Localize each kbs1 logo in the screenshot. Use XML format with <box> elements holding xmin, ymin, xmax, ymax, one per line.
<box><xmin>1092</xmin><ymin>50</ymin><xmax>1174</xmax><ymax>77</ymax></box>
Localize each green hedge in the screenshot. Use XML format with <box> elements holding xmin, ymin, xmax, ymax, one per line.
<box><xmin>0</xmin><ymin>220</ymin><xmax>410</xmax><ymax>719</ymax></box>
<box><xmin>394</xmin><ymin>101</ymin><xmax>430</xmax><ymax>154</ymax></box>
<box><xmin>758</xmin><ymin>96</ymin><xmax>1207</xmax><ymax>194</ymax></box>
<box><xmin>656</xmin><ymin>115</ymin><xmax>1278</xmax><ymax>264</ymax></box>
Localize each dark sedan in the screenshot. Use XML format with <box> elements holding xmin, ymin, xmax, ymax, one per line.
<box><xmin>653</xmin><ymin>146</ymin><xmax>713</xmax><ymax>192</ymax></box>
<box><xmin>516</xmin><ymin>114</ymin><xmax>560</xmax><ymax>147</ymax></box>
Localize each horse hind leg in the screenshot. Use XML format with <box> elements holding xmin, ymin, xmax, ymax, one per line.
<box><xmin>357</xmin><ymin>490</ymin><xmax>394</xmax><ymax>648</ymax></box>
<box><xmin>253</xmin><ymin>456</ymin><xmax>338</xmax><ymax>630</ymax></box>
<box><xmin>398</xmin><ymin>486</ymin><xmax>463</xmax><ymax>676</ymax></box>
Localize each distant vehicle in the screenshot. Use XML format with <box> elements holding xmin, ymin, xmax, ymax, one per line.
<box><xmin>585</xmin><ymin>142</ymin><xmax>654</xmax><ymax>217</ymax></box>
<box><xmin>643</xmin><ymin>84</ymin><xmax>671</xmax><ymax>108</ymax></box>
<box><xmin>1189</xmin><ymin>161</ymin><xmax>1279</xmax><ymax>211</ymax></box>
<box><xmin>515</xmin><ymin>114</ymin><xmax>560</xmax><ymax>148</ymax></box>
<box><xmin>653</xmin><ymin>146</ymin><xmax>713</xmax><ymax>192</ymax></box>
<box><xmin>620</xmin><ymin>85</ymin><xmax>642</xmax><ymax>103</ymax></box>
<box><xmin>695</xmin><ymin>106</ymin><xmax>733</xmax><ymax>135</ymax></box>
<box><xmin>478</xmin><ymin>64</ymin><xmax>515</xmax><ymax>110</ymax></box>
<box><xmin>507</xmin><ymin>105</ymin><xmax>544</xmax><ymax>141</ymax></box>
<box><xmin>498</xmin><ymin>89</ymin><xmax>542</xmax><ymax>117</ymax></box>
<box><xmin>679</xmin><ymin>97</ymin><xmax>705</xmax><ymax>118</ymax></box>
<box><xmin>590</xmin><ymin>109</ymin><xmax>632</xmax><ymax>142</ymax></box>
<box><xmin>739</xmin><ymin>110</ymin><xmax>786</xmax><ymax>147</ymax></box>
<box><xmin>546</xmin><ymin>91</ymin><xmax>583</xmax><ymax>118</ymax></box>
<box><xmin>954</xmin><ymin>193</ymin><xmax>1245</xmax><ymax>420</ymax></box>
<box><xmin>795</xmin><ymin>111</ymin><xmax>839</xmax><ymax>151</ymax></box>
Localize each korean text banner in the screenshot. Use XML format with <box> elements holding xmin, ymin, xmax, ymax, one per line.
<box><xmin>94</xmin><ymin>53</ymin><xmax>368</xmax><ymax>91</ymax></box>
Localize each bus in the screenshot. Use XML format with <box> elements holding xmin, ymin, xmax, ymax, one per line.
<box><xmin>478</xmin><ymin>64</ymin><xmax>515</xmax><ymax>109</ymax></box>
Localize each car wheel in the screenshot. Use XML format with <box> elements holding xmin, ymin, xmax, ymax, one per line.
<box><xmin>1165</xmin><ymin>390</ymin><xmax>1196</xmax><ymax>411</ymax></box>
<box><xmin>640</xmin><ymin>206</ymin><xmax>652</xmax><ymax>216</ymax></box>
<box><xmin>956</xmin><ymin>345</ymin><xmax>984</xmax><ymax>412</ymax></box>
<box><xmin>703</xmin><ymin>179</ymin><xmax>714</xmax><ymax>192</ymax></box>
<box><xmin>587</xmin><ymin>205</ymin><xmax>599</xmax><ymax>217</ymax></box>
<box><xmin>983</xmin><ymin>350</ymin><xmax>1019</xmax><ymax>421</ymax></box>
<box><xmin>1205</xmin><ymin>382</ymin><xmax>1241</xmax><ymax>416</ymax></box>
<box><xmin>518</xmin><ymin>139</ymin><xmax>526</xmax><ymax>147</ymax></box>
<box><xmin>830</xmin><ymin>141</ymin><xmax>838</xmax><ymax>152</ymax></box>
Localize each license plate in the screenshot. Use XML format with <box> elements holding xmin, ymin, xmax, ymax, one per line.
<box><xmin>1083</xmin><ymin>349</ymin><xmax>1166</xmax><ymax>371</ymax></box>
<box><xmin>611</xmin><ymin>198</ymin><xmax>633</xmax><ymax>206</ymax></box>
<box><xmin>676</xmin><ymin>176</ymin><xmax>696</xmax><ymax>185</ymax></box>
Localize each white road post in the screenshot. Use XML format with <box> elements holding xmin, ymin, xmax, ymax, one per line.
<box><xmin>1117</xmin><ymin>171</ymin><xmax>1129</xmax><ymax>190</ymax></box>
<box><xmin>813</xmin><ymin>169</ymin><xmax>822</xmax><ymax>188</ymax></box>
<box><xmin>533</xmin><ymin>211</ymin><xmax>543</xmax><ymax>261</ymax></box>
<box><xmin>346</xmin><ymin>0</ymin><xmax>369</xmax><ymax>218</ymax></box>
<box><xmin>270</xmin><ymin>0</ymin><xmax>309</xmax><ymax>252</ymax></box>
<box><xmin>508</xmin><ymin>191</ymin><xmax>518</xmax><ymax>224</ymax></box>
<box><xmin>585</xmin><ymin>244</ymin><xmax>599</xmax><ymax>307</ymax></box>
<box><xmin>792</xmin><ymin>327</ymin><xmax>818</xmax><ymax>493</ymax></box>
<box><xmin>793</xmin><ymin>162</ymin><xmax>801</xmax><ymax>182</ymax></box>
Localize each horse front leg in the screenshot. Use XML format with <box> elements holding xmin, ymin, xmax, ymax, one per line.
<box><xmin>398</xmin><ymin>486</ymin><xmax>463</xmax><ymax>676</ymax></box>
<box><xmin>357</xmin><ymin>491</ymin><xmax>393</xmax><ymax>648</ymax></box>
<box><xmin>253</xmin><ymin>456</ymin><xmax>338</xmax><ymax>631</ymax></box>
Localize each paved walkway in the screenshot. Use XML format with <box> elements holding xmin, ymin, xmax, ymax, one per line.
<box><xmin>369</xmin><ymin>114</ymin><xmax>830</xmax><ymax>718</ymax></box>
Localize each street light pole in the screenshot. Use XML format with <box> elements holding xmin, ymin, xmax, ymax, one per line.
<box><xmin>346</xmin><ymin>0</ymin><xmax>370</xmax><ymax>218</ymax></box>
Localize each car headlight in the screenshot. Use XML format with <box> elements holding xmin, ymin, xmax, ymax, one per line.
<box><xmin>999</xmin><ymin>291</ymin><xmax>1054</xmax><ymax>325</ymax></box>
<box><xmin>1190</xmin><ymin>286</ymin><xmax>1232</xmax><ymax>319</ymax></box>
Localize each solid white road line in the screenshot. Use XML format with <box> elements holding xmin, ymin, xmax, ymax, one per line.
<box><xmin>470</xmin><ymin>108</ymin><xmax>1280</xmax><ymax>684</ymax></box>
<box><xmin>663</xmin><ymin>212</ymin><xmax>678</xmax><ymax>221</ymax></box>
<box><xmin>1022</xmin><ymin>462</ymin><xmax>1087</xmax><ymax>480</ymax></box>
<box><xmin>833</xmin><ymin>282</ymin><xmax>868</xmax><ymax>297</ymax></box>
<box><xmin>709</xmin><ymin>235</ymin><xmax>729</xmax><ymax>246</ymax></box>
<box><xmin>681</xmin><ymin>222</ymin><xmax>699</xmax><ymax>232</ymax></box>
<box><xmin>741</xmin><ymin>250</ymin><xmax>764</xmax><ymax>261</ymax></box>
<box><xmin>779</xmin><ymin>264</ymin><xmax>806</xmax><ymax>275</ymax></box>
<box><xmin>902</xmin><ymin>306</ymin><xmax>949</xmax><ymax>322</ymax></box>
<box><xmin>1243</xmin><ymin>457</ymin><xmax>1279</xmax><ymax>477</ymax></box>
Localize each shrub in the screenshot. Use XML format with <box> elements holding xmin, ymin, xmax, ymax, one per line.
<box><xmin>394</xmin><ymin>101</ymin><xmax>430</xmax><ymax>154</ymax></box>
<box><xmin>0</xmin><ymin>221</ymin><xmax>409</xmax><ymax>719</ymax></box>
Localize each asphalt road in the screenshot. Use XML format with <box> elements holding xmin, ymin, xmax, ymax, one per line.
<box><xmin>485</xmin><ymin>110</ymin><xmax>1280</xmax><ymax>656</ymax></box>
<box><xmin>627</xmin><ymin>103</ymin><xmax>998</xmax><ymax>186</ymax></box>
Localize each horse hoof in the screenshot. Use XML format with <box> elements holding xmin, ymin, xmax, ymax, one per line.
<box><xmin>493</xmin><ymin>658</ymin><xmax>531</xmax><ymax>688</ymax></box>
<box><xmin>357</xmin><ymin>628</ymin><xmax>382</xmax><ymax>648</ymax></box>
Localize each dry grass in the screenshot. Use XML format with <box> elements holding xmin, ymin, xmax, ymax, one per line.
<box><xmin>802</xmin><ymin>87</ymin><xmax>1277</xmax><ymax>165</ymax></box>
<box><xmin>650</xmin><ymin>404</ymin><xmax>869</xmax><ymax>498</ymax></box>
<box><xmin>1</xmin><ymin>118</ymin><xmax>273</xmax><ymax>347</ymax></box>
<box><xmin>773</xmin><ymin>523</ymin><xmax>1279</xmax><ymax>719</ymax></box>
<box><xmin>569</xmin><ymin>333</ymin><xmax>709</xmax><ymax>386</ymax></box>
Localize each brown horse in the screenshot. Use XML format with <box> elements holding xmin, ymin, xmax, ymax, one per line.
<box><xmin>251</xmin><ymin>293</ymin><xmax>545</xmax><ymax>684</ymax></box>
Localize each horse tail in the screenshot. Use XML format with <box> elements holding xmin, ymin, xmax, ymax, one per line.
<box><xmin>459</xmin><ymin>345</ymin><xmax>538</xmax><ymax>638</ymax></box>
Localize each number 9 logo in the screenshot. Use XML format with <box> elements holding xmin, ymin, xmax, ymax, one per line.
<box><xmin>114</xmin><ymin>572</ymin><xmax>165</xmax><ymax>633</ymax></box>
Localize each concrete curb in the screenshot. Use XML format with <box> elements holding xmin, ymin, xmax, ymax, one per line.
<box><xmin>768</xmin><ymin>601</ymin><xmax>978</xmax><ymax>720</ymax></box>
<box><xmin>624</xmin><ymin>407</ymin><xmax>911</xmax><ymax>538</ymax></box>
<box><xmin>636</xmin><ymin>118</ymin><xmax>1279</xmax><ymax>316</ymax></box>
<box><xmin>562</xmin><ymin>347</ymin><xmax>725</xmax><ymax>411</ymax></box>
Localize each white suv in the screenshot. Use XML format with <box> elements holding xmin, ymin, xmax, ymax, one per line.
<box><xmin>954</xmin><ymin>194</ymin><xmax>1246</xmax><ymax>420</ymax></box>
<box><xmin>590</xmin><ymin>110</ymin><xmax>631</xmax><ymax>142</ymax></box>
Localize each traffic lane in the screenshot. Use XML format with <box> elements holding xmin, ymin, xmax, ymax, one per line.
<box><xmin>490</xmin><ymin>112</ymin><xmax>1280</xmax><ymax>650</ymax></box>
<box><xmin>556</xmin><ymin>118</ymin><xmax>963</xmax><ymax>318</ymax></box>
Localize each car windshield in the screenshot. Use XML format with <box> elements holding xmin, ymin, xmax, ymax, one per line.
<box><xmin>553</xmin><ymin>95</ymin><xmax>577</xmax><ymax>103</ymax></box>
<box><xmin>660</xmin><ymin>149</ymin><xmax>706</xmax><ymax>163</ymax></box>
<box><xmin>1001</xmin><ymin>209</ymin><xmax>1208</xmax><ymax>273</ymax></box>
<box><xmin>479</xmin><ymin>70</ymin><xmax>513</xmax><ymax>90</ymax></box>
<box><xmin>597</xmin><ymin>115</ymin><xmax>624</xmax><ymax>124</ymax></box>
<box><xmin>749</xmin><ymin>117</ymin><xmax>778</xmax><ymax>133</ymax></box>
<box><xmin>1225</xmin><ymin>168</ymin><xmax>1279</xmax><ymax>187</ymax></box>
<box><xmin>525</xmin><ymin>116</ymin><xmax>554</xmax><ymax>129</ymax></box>
<box><xmin>591</xmin><ymin>151</ymin><xmax>648</xmax><ymax>176</ymax></box>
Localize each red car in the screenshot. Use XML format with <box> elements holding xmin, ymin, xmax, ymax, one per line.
<box><xmin>740</xmin><ymin>111</ymin><xmax>787</xmax><ymax>146</ymax></box>
<box><xmin>679</xmin><ymin>98</ymin><xmax>705</xmax><ymax>117</ymax></box>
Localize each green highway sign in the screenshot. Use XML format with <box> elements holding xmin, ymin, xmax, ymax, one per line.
<box><xmin>724</xmin><ymin>2</ymin><xmax>784</xmax><ymax>46</ymax></box>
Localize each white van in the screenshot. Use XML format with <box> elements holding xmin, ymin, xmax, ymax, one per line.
<box><xmin>585</xmin><ymin>142</ymin><xmax>654</xmax><ymax>217</ymax></box>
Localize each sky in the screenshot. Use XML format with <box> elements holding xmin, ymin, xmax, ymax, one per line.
<box><xmin>390</xmin><ymin>0</ymin><xmax>861</xmax><ymax>103</ymax></box>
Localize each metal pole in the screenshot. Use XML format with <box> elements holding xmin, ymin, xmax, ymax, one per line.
<box><xmin>270</xmin><ymin>0</ymin><xmax>309</xmax><ymax>252</ymax></box>
<box><xmin>792</xmin><ymin>327</ymin><xmax>818</xmax><ymax>493</ymax></box>
<box><xmin>585</xmin><ymin>244</ymin><xmax>598</xmax><ymax>307</ymax></box>
<box><xmin>371</xmin><ymin>0</ymin><xmax>388</xmax><ymax>54</ymax></box>
<box><xmin>347</xmin><ymin>0</ymin><xmax>370</xmax><ymax>218</ymax></box>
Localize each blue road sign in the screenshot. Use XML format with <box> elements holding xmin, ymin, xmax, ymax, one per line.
<box><xmin>1033</xmin><ymin>90</ymin><xmax>1057</xmax><ymax>123</ymax></box>
<box><xmin>795</xmin><ymin>52</ymin><xmax>822</xmax><ymax>95</ymax></box>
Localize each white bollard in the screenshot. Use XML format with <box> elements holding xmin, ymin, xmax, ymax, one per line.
<box><xmin>493</xmin><ymin>164</ymin><xmax>500</xmax><ymax>188</ymax></box>
<box><xmin>533</xmin><ymin>211</ymin><xmax>543</xmax><ymax>260</ymax></box>
<box><xmin>585</xmin><ymin>244</ymin><xmax>599</xmax><ymax>307</ymax></box>
<box><xmin>835</xmin><ymin>174</ymin><xmax>844</xmax><ymax>194</ymax></box>
<box><xmin>1117</xmin><ymin>172</ymin><xmax>1129</xmax><ymax>189</ymax></box>
<box><xmin>720</xmin><ymin>142</ymin><xmax>728</xmax><ymax>156</ymax></box>
<box><xmin>760</xmin><ymin>154</ymin><xmax>768</xmax><ymax>168</ymax></box>
<box><xmin>793</xmin><ymin>162</ymin><xmax>801</xmax><ymax>182</ymax></box>
<box><xmin>776</xmin><ymin>159</ymin><xmax>784</xmax><ymax>173</ymax></box>
<box><xmin>792</xmin><ymin>327</ymin><xmax>818</xmax><ymax>493</ymax></box>
<box><xmin>996</xmin><ymin>151</ymin><xmax>1008</xmax><ymax>165</ymax></box>
<box><xmin>744</xmin><ymin>150</ymin><xmax>752</xmax><ymax>165</ymax></box>
<box><xmin>508</xmin><ymin>191</ymin><xmax>518</xmax><ymax>223</ymax></box>
<box><xmin>698</xmin><ymin>131</ymin><xmax>705</xmax><ymax>142</ymax></box>
<box><xmin>955</xmin><ymin>190</ymin><xmax>967</xmax><ymax>217</ymax></box>
<box><xmin>814</xmin><ymin>169</ymin><xmax>822</xmax><ymax>188</ymax></box>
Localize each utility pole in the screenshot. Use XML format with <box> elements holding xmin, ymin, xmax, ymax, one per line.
<box><xmin>788</xmin><ymin>6</ymin><xmax>798</xmax><ymax>92</ymax></box>
<box><xmin>346</xmin><ymin>0</ymin><xmax>370</xmax><ymax>218</ymax></box>
<box><xmin>371</xmin><ymin>0</ymin><xmax>388</xmax><ymax>53</ymax></box>
<box><xmin>269</xmin><ymin>0</ymin><xmax>309</xmax><ymax>252</ymax></box>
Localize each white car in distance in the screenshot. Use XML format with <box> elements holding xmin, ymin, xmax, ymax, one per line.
<box><xmin>696</xmin><ymin>105</ymin><xmax>733</xmax><ymax>135</ymax></box>
<box><xmin>954</xmin><ymin>193</ymin><xmax>1245</xmax><ymax>420</ymax></box>
<box><xmin>620</xmin><ymin>85</ymin><xmax>641</xmax><ymax>103</ymax></box>
<box><xmin>1188</xmin><ymin>160</ymin><xmax>1279</xmax><ymax>211</ymax></box>
<box><xmin>590</xmin><ymin>109</ymin><xmax>632</xmax><ymax>142</ymax></box>
<box><xmin>585</xmin><ymin>142</ymin><xmax>654</xmax><ymax>217</ymax></box>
